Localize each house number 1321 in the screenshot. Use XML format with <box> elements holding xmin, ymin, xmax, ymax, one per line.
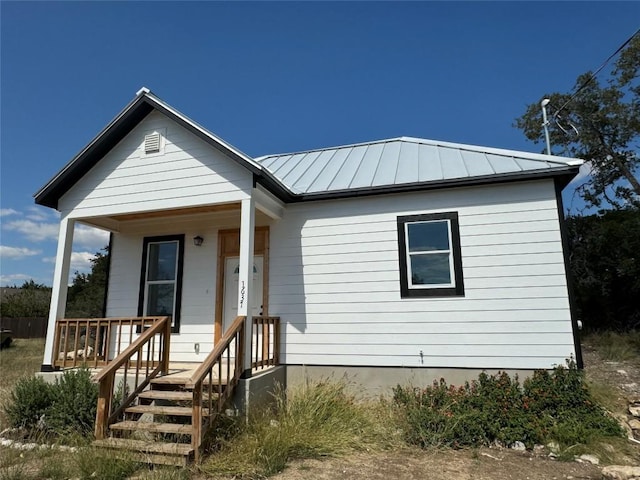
<box><xmin>240</xmin><ymin>281</ymin><xmax>246</xmax><ymax>308</ymax></box>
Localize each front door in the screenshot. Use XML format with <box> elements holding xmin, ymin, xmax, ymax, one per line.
<box><xmin>222</xmin><ymin>256</ymin><xmax>264</xmax><ymax>333</ymax></box>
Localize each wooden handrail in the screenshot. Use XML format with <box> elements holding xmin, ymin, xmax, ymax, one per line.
<box><xmin>93</xmin><ymin>317</ymin><xmax>170</xmax><ymax>382</ymax></box>
<box><xmin>188</xmin><ymin>315</ymin><xmax>245</xmax><ymax>462</ymax></box>
<box><xmin>94</xmin><ymin>316</ymin><xmax>170</xmax><ymax>440</ymax></box>
<box><xmin>53</xmin><ymin>316</ymin><xmax>168</xmax><ymax>369</ymax></box>
<box><xmin>186</xmin><ymin>315</ymin><xmax>245</xmax><ymax>389</ymax></box>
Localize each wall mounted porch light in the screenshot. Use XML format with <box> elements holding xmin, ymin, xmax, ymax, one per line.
<box><xmin>193</xmin><ymin>236</ymin><xmax>204</xmax><ymax>247</ymax></box>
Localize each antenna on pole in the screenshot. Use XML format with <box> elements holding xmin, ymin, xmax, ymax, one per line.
<box><xmin>541</xmin><ymin>99</ymin><xmax>552</xmax><ymax>155</ymax></box>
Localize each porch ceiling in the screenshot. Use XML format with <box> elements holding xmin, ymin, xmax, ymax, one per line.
<box><xmin>78</xmin><ymin>202</ymin><xmax>273</xmax><ymax>232</ymax></box>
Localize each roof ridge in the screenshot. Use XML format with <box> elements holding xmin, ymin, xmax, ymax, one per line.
<box><xmin>256</xmin><ymin>136</ymin><xmax>582</xmax><ymax>166</ymax></box>
<box><xmin>255</xmin><ymin>137</ymin><xmax>407</xmax><ymax>161</ymax></box>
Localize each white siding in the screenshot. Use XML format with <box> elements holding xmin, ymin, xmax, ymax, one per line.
<box><xmin>106</xmin><ymin>219</ymin><xmax>231</xmax><ymax>362</ymax></box>
<box><xmin>269</xmin><ymin>179</ymin><xmax>576</xmax><ymax>370</ymax></box>
<box><xmin>59</xmin><ymin>111</ymin><xmax>252</xmax><ymax>218</ymax></box>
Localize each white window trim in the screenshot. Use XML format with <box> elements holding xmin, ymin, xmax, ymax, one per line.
<box><xmin>404</xmin><ymin>219</ymin><xmax>455</xmax><ymax>290</ymax></box>
<box><xmin>143</xmin><ymin>240</ymin><xmax>179</xmax><ymax>320</ymax></box>
<box><xmin>138</xmin><ymin>235</ymin><xmax>185</xmax><ymax>334</ymax></box>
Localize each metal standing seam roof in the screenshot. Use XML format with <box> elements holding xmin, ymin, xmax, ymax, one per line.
<box><xmin>255</xmin><ymin>137</ymin><xmax>583</xmax><ymax>195</ymax></box>
<box><xmin>34</xmin><ymin>87</ymin><xmax>584</xmax><ymax>209</ymax></box>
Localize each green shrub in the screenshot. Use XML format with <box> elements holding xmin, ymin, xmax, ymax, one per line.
<box><xmin>47</xmin><ymin>368</ymin><xmax>98</xmax><ymax>436</ymax></box>
<box><xmin>3</xmin><ymin>368</ymin><xmax>98</xmax><ymax>439</ymax></box>
<box><xmin>393</xmin><ymin>361</ymin><xmax>622</xmax><ymax>450</ymax></box>
<box><xmin>2</xmin><ymin>375</ymin><xmax>53</xmax><ymax>431</ymax></box>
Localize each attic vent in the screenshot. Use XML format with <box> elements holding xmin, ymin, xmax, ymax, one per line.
<box><xmin>144</xmin><ymin>133</ymin><xmax>161</xmax><ymax>153</ymax></box>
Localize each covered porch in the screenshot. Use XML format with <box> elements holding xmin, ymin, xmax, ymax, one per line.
<box><xmin>41</xmin><ymin>189</ymin><xmax>285</xmax><ymax>464</ymax></box>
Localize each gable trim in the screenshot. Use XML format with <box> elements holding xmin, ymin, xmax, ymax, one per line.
<box><xmin>34</xmin><ymin>91</ymin><xmax>293</xmax><ymax>209</ymax></box>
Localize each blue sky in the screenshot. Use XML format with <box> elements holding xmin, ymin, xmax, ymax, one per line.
<box><xmin>1</xmin><ymin>1</ymin><xmax>638</xmax><ymax>287</ymax></box>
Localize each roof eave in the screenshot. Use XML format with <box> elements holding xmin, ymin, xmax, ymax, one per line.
<box><xmin>34</xmin><ymin>94</ymin><xmax>154</xmax><ymax>209</ymax></box>
<box><xmin>289</xmin><ymin>166</ymin><xmax>581</xmax><ymax>203</ymax></box>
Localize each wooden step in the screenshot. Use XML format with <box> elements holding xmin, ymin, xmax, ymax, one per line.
<box><xmin>109</xmin><ymin>420</ymin><xmax>192</xmax><ymax>435</ymax></box>
<box><xmin>150</xmin><ymin>376</ymin><xmax>190</xmax><ymax>386</ymax></box>
<box><xmin>139</xmin><ymin>390</ymin><xmax>218</xmax><ymax>402</ymax></box>
<box><xmin>125</xmin><ymin>405</ymin><xmax>207</xmax><ymax>416</ymax></box>
<box><xmin>93</xmin><ymin>438</ymin><xmax>193</xmax><ymax>466</ymax></box>
<box><xmin>93</xmin><ymin>448</ymin><xmax>190</xmax><ymax>467</ymax></box>
<box><xmin>139</xmin><ymin>390</ymin><xmax>192</xmax><ymax>401</ymax></box>
<box><xmin>150</xmin><ymin>376</ymin><xmax>228</xmax><ymax>387</ymax></box>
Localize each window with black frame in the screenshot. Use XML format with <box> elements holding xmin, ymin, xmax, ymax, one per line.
<box><xmin>397</xmin><ymin>212</ymin><xmax>464</xmax><ymax>298</ymax></box>
<box><xmin>138</xmin><ymin>235</ymin><xmax>184</xmax><ymax>332</ymax></box>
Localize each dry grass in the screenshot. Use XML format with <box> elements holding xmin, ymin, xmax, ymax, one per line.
<box><xmin>0</xmin><ymin>338</ymin><xmax>45</xmax><ymax>429</ymax></box>
<box><xmin>199</xmin><ymin>381</ymin><xmax>399</xmax><ymax>478</ymax></box>
<box><xmin>583</xmin><ymin>331</ymin><xmax>640</xmax><ymax>362</ymax></box>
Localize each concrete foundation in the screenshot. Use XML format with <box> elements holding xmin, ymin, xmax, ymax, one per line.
<box><xmin>286</xmin><ymin>365</ymin><xmax>538</xmax><ymax>398</ymax></box>
<box><xmin>233</xmin><ymin>365</ymin><xmax>286</xmax><ymax>413</ymax></box>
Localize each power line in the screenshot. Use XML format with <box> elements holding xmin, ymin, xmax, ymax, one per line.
<box><xmin>552</xmin><ymin>27</ymin><xmax>640</xmax><ymax>119</ymax></box>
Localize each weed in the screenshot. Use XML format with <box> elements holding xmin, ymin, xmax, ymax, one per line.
<box><xmin>201</xmin><ymin>380</ymin><xmax>395</xmax><ymax>477</ymax></box>
<box><xmin>38</xmin><ymin>450</ymin><xmax>79</xmax><ymax>480</ymax></box>
<box><xmin>136</xmin><ymin>466</ymin><xmax>191</xmax><ymax>480</ymax></box>
<box><xmin>583</xmin><ymin>331</ymin><xmax>640</xmax><ymax>362</ymax></box>
<box><xmin>0</xmin><ymin>464</ymin><xmax>27</xmax><ymax>480</ymax></box>
<box><xmin>76</xmin><ymin>447</ymin><xmax>141</xmax><ymax>480</ymax></box>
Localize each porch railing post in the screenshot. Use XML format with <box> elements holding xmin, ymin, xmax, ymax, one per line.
<box><xmin>192</xmin><ymin>382</ymin><xmax>202</xmax><ymax>463</ymax></box>
<box><xmin>274</xmin><ymin>317</ymin><xmax>281</xmax><ymax>366</ymax></box>
<box><xmin>95</xmin><ymin>370</ymin><xmax>114</xmax><ymax>440</ymax></box>
<box><xmin>161</xmin><ymin>316</ymin><xmax>171</xmax><ymax>375</ymax></box>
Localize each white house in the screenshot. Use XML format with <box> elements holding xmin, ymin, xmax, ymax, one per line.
<box><xmin>34</xmin><ymin>88</ymin><xmax>583</xmax><ymax>463</ymax></box>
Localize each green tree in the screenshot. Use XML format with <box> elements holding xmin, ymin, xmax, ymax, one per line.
<box><xmin>566</xmin><ymin>209</ymin><xmax>640</xmax><ymax>331</ymax></box>
<box><xmin>65</xmin><ymin>246</ymin><xmax>110</xmax><ymax>318</ymax></box>
<box><xmin>0</xmin><ymin>280</ymin><xmax>51</xmax><ymax>318</ymax></box>
<box><xmin>515</xmin><ymin>34</ymin><xmax>639</xmax><ymax>209</ymax></box>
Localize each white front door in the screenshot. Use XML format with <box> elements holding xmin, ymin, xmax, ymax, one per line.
<box><xmin>222</xmin><ymin>256</ymin><xmax>264</xmax><ymax>333</ymax></box>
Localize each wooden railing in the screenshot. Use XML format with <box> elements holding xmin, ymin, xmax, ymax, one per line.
<box><xmin>93</xmin><ymin>316</ymin><xmax>171</xmax><ymax>440</ymax></box>
<box><xmin>53</xmin><ymin>316</ymin><xmax>168</xmax><ymax>369</ymax></box>
<box><xmin>186</xmin><ymin>315</ymin><xmax>245</xmax><ymax>463</ymax></box>
<box><xmin>252</xmin><ymin>316</ymin><xmax>280</xmax><ymax>370</ymax></box>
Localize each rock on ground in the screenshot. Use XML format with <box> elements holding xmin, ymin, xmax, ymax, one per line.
<box><xmin>601</xmin><ymin>465</ymin><xmax>640</xmax><ymax>480</ymax></box>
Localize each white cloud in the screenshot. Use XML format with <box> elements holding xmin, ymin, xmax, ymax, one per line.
<box><xmin>0</xmin><ymin>208</ymin><xmax>20</xmax><ymax>217</ymax></box>
<box><xmin>74</xmin><ymin>225</ymin><xmax>110</xmax><ymax>251</ymax></box>
<box><xmin>0</xmin><ymin>273</ymin><xmax>32</xmax><ymax>285</ymax></box>
<box><xmin>25</xmin><ymin>205</ymin><xmax>55</xmax><ymax>222</ymax></box>
<box><xmin>3</xmin><ymin>219</ymin><xmax>59</xmax><ymax>242</ymax></box>
<box><xmin>42</xmin><ymin>251</ymin><xmax>96</xmax><ymax>273</ymax></box>
<box><xmin>0</xmin><ymin>245</ymin><xmax>42</xmax><ymax>259</ymax></box>
<box><xmin>70</xmin><ymin>251</ymin><xmax>97</xmax><ymax>272</ymax></box>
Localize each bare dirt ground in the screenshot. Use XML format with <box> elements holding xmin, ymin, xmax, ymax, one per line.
<box><xmin>273</xmin><ymin>447</ymin><xmax>602</xmax><ymax>480</ymax></box>
<box><xmin>271</xmin><ymin>340</ymin><xmax>640</xmax><ymax>480</ymax></box>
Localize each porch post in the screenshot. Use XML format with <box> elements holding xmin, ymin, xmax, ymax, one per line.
<box><xmin>42</xmin><ymin>217</ymin><xmax>75</xmax><ymax>371</ymax></box>
<box><xmin>238</xmin><ymin>197</ymin><xmax>255</xmax><ymax>378</ymax></box>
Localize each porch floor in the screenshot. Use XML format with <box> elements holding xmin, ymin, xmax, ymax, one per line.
<box><xmin>60</xmin><ymin>361</ymin><xmax>273</xmax><ymax>383</ymax></box>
